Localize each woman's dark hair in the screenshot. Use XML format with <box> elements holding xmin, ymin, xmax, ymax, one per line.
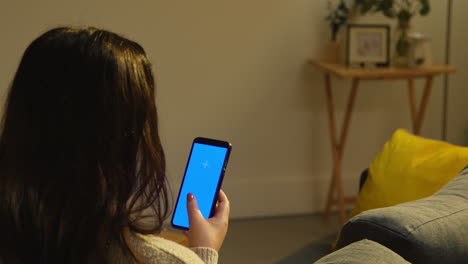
<box><xmin>0</xmin><ymin>27</ymin><xmax>168</xmax><ymax>263</ymax></box>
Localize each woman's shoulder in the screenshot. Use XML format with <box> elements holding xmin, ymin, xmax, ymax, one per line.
<box><xmin>128</xmin><ymin>232</ymin><xmax>217</xmax><ymax>264</ymax></box>
<box><xmin>128</xmin><ymin>232</ymin><xmax>203</xmax><ymax>263</ymax></box>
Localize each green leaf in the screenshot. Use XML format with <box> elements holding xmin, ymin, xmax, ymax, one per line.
<box><xmin>377</xmin><ymin>0</ymin><xmax>394</xmax><ymax>17</ymax></box>
<box><xmin>355</xmin><ymin>0</ymin><xmax>375</xmax><ymax>14</ymax></box>
<box><xmin>382</xmin><ymin>9</ymin><xmax>396</xmax><ymax>18</ymax></box>
<box><xmin>360</xmin><ymin>3</ymin><xmax>374</xmax><ymax>14</ymax></box>
<box><xmin>379</xmin><ymin>0</ymin><xmax>394</xmax><ymax>11</ymax></box>
<box><xmin>397</xmin><ymin>9</ymin><xmax>412</xmax><ymax>25</ymax></box>
<box><xmin>419</xmin><ymin>0</ymin><xmax>430</xmax><ymax>15</ymax></box>
<box><xmin>420</xmin><ymin>5</ymin><xmax>430</xmax><ymax>15</ymax></box>
<box><xmin>420</xmin><ymin>6</ymin><xmax>430</xmax><ymax>16</ymax></box>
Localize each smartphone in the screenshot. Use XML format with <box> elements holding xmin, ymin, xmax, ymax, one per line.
<box><xmin>171</xmin><ymin>137</ymin><xmax>232</xmax><ymax>230</ymax></box>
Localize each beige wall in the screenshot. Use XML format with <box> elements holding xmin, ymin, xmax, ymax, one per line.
<box><xmin>0</xmin><ymin>0</ymin><xmax>455</xmax><ymax>218</ymax></box>
<box><xmin>447</xmin><ymin>0</ymin><xmax>468</xmax><ymax>145</ymax></box>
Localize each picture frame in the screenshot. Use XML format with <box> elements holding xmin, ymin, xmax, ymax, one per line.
<box><xmin>346</xmin><ymin>24</ymin><xmax>390</xmax><ymax>67</ymax></box>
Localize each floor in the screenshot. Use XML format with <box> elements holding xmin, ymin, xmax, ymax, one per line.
<box><xmin>218</xmin><ymin>213</ymin><xmax>341</xmax><ymax>264</ymax></box>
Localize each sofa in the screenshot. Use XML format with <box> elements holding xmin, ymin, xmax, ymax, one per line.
<box><xmin>315</xmin><ymin>164</ymin><xmax>468</xmax><ymax>264</ymax></box>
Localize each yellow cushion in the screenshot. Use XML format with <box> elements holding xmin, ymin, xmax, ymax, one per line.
<box><xmin>349</xmin><ymin>129</ymin><xmax>468</xmax><ymax>219</ymax></box>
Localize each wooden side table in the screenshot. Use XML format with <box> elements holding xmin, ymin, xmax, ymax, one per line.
<box><xmin>310</xmin><ymin>61</ymin><xmax>456</xmax><ymax>226</ymax></box>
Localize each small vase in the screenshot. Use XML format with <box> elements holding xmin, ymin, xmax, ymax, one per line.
<box><xmin>393</xmin><ymin>22</ymin><xmax>411</xmax><ymax>68</ymax></box>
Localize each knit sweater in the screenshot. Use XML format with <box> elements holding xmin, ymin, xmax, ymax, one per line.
<box><xmin>111</xmin><ymin>232</ymin><xmax>219</xmax><ymax>264</ymax></box>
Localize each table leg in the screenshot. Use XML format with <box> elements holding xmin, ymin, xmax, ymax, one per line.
<box><xmin>407</xmin><ymin>76</ymin><xmax>434</xmax><ymax>135</ymax></box>
<box><xmin>323</xmin><ymin>74</ymin><xmax>360</xmax><ymax>226</ymax></box>
<box><xmin>415</xmin><ymin>76</ymin><xmax>434</xmax><ymax>134</ymax></box>
<box><xmin>407</xmin><ymin>79</ymin><xmax>418</xmax><ymax>132</ymax></box>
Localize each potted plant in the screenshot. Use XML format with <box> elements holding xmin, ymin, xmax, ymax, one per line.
<box><xmin>354</xmin><ymin>0</ymin><xmax>430</xmax><ymax>67</ymax></box>
<box><xmin>325</xmin><ymin>0</ymin><xmax>352</xmax><ymax>63</ymax></box>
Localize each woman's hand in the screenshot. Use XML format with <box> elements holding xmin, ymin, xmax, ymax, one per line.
<box><xmin>185</xmin><ymin>190</ymin><xmax>230</xmax><ymax>252</ymax></box>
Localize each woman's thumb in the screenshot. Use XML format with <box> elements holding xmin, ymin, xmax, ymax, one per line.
<box><xmin>187</xmin><ymin>193</ymin><xmax>202</xmax><ymax>226</ymax></box>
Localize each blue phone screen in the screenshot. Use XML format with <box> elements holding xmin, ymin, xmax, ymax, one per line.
<box><xmin>172</xmin><ymin>143</ymin><xmax>228</xmax><ymax>229</ymax></box>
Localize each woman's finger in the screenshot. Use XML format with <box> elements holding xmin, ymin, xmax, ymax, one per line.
<box><xmin>187</xmin><ymin>193</ymin><xmax>203</xmax><ymax>226</ymax></box>
<box><xmin>213</xmin><ymin>190</ymin><xmax>230</xmax><ymax>218</ymax></box>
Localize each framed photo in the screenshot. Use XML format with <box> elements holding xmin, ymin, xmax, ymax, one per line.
<box><xmin>346</xmin><ymin>24</ymin><xmax>390</xmax><ymax>67</ymax></box>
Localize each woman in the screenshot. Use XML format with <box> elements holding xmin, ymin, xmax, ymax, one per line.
<box><xmin>0</xmin><ymin>27</ymin><xmax>229</xmax><ymax>263</ymax></box>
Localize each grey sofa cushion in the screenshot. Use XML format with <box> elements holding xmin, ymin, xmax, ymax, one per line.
<box><xmin>337</xmin><ymin>167</ymin><xmax>468</xmax><ymax>264</ymax></box>
<box><xmin>315</xmin><ymin>239</ymin><xmax>409</xmax><ymax>264</ymax></box>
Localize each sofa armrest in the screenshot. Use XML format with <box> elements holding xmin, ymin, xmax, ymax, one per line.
<box><xmin>337</xmin><ymin>168</ymin><xmax>468</xmax><ymax>264</ymax></box>
<box><xmin>315</xmin><ymin>239</ymin><xmax>409</xmax><ymax>264</ymax></box>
